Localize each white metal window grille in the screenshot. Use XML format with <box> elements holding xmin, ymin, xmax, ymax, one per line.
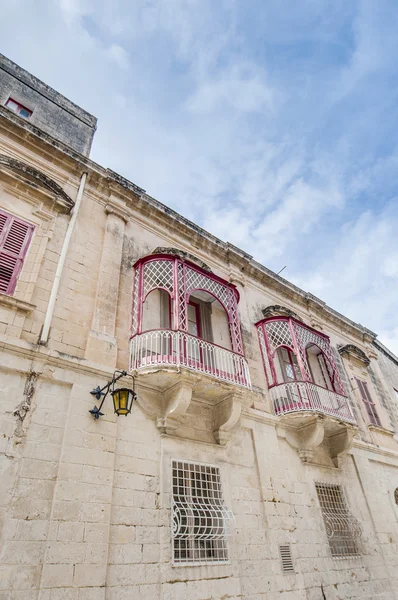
<box><xmin>171</xmin><ymin>460</ymin><xmax>233</xmax><ymax>565</ymax></box>
<box><xmin>279</xmin><ymin>544</ymin><xmax>294</xmax><ymax>573</ymax></box>
<box><xmin>292</xmin><ymin>321</ymin><xmax>345</xmax><ymax>395</ymax></box>
<box><xmin>143</xmin><ymin>259</ymin><xmax>174</xmax><ymax>297</ymax></box>
<box><xmin>257</xmin><ymin>326</ymin><xmax>273</xmax><ymax>385</ymax></box>
<box><xmin>264</xmin><ymin>320</ymin><xmax>293</xmax><ymax>353</ymax></box>
<box><xmin>315</xmin><ymin>483</ymin><xmax>361</xmax><ymax>558</ymax></box>
<box><xmin>131</xmin><ymin>268</ymin><xmax>140</xmax><ymax>335</ymax></box>
<box><xmin>131</xmin><ymin>255</ymin><xmax>244</xmax><ymax>356</ymax></box>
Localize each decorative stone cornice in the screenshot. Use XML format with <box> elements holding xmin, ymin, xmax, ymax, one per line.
<box><xmin>105</xmin><ymin>202</ymin><xmax>131</xmax><ymax>223</ymax></box>
<box><xmin>0</xmin><ymin>153</ymin><xmax>74</xmax><ymax>211</ymax></box>
<box><xmin>0</xmin><ymin>293</ymin><xmax>36</xmax><ymax>314</ymax></box>
<box><xmin>261</xmin><ymin>305</ymin><xmax>301</xmax><ymax>320</ymax></box>
<box><xmin>152</xmin><ymin>247</ymin><xmax>212</xmax><ymax>272</ymax></box>
<box><xmin>338</xmin><ymin>344</ymin><xmax>370</xmax><ymax>366</ymax></box>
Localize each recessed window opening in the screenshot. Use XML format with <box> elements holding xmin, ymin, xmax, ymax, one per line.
<box><xmin>188</xmin><ymin>290</ymin><xmax>231</xmax><ymax>350</ymax></box>
<box><xmin>171</xmin><ymin>460</ymin><xmax>233</xmax><ymax>565</ymax></box>
<box><xmin>355</xmin><ymin>378</ymin><xmax>381</xmax><ymax>427</ymax></box>
<box><xmin>306</xmin><ymin>344</ymin><xmax>335</xmax><ymax>391</ymax></box>
<box><xmin>315</xmin><ymin>482</ymin><xmax>361</xmax><ymax>558</ymax></box>
<box><xmin>277</xmin><ymin>347</ymin><xmax>300</xmax><ymax>383</ymax></box>
<box><xmin>394</xmin><ymin>488</ymin><xmax>398</xmax><ymax>505</ymax></box>
<box><xmin>5</xmin><ymin>97</ymin><xmax>32</xmax><ymax>119</ymax></box>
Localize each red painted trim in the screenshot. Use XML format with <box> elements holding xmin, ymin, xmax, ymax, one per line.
<box><xmin>129</xmin><ymin>328</ymin><xmax>243</xmax><ymax>355</ymax></box>
<box><xmin>255</xmin><ymin>315</ymin><xmax>330</xmax><ymax>341</ymax></box>
<box><xmin>187</xmin><ymin>299</ymin><xmax>202</xmax><ymax>338</ymax></box>
<box><xmin>133</xmin><ymin>253</ymin><xmax>240</xmax><ymax>301</ymax></box>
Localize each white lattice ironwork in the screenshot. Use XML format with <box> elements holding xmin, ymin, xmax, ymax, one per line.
<box><xmin>143</xmin><ymin>259</ymin><xmax>174</xmax><ymax>298</ymax></box>
<box><xmin>264</xmin><ymin>320</ymin><xmax>294</xmax><ymax>353</ymax></box>
<box><xmin>178</xmin><ymin>262</ymin><xmax>187</xmax><ymax>331</ymax></box>
<box><xmin>292</xmin><ymin>321</ymin><xmax>345</xmax><ymax>395</ymax></box>
<box><xmin>132</xmin><ymin>255</ymin><xmax>244</xmax><ymax>356</ymax></box>
<box><xmin>131</xmin><ymin>268</ymin><xmax>140</xmax><ymax>335</ymax></box>
<box><xmin>315</xmin><ymin>482</ymin><xmax>361</xmax><ymax>558</ymax></box>
<box><xmin>130</xmin><ymin>330</ymin><xmax>251</xmax><ymax>388</ymax></box>
<box><xmin>257</xmin><ymin>327</ymin><xmax>273</xmax><ymax>386</ymax></box>
<box><xmin>269</xmin><ymin>381</ymin><xmax>355</xmax><ymax>424</ymax></box>
<box><xmin>172</xmin><ymin>460</ymin><xmax>233</xmax><ymax>565</ymax></box>
<box><xmin>184</xmin><ymin>266</ymin><xmax>243</xmax><ymax>355</ymax></box>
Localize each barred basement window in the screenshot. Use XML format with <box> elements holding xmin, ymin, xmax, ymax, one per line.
<box><xmin>279</xmin><ymin>544</ymin><xmax>294</xmax><ymax>573</ymax></box>
<box><xmin>315</xmin><ymin>483</ymin><xmax>361</xmax><ymax>558</ymax></box>
<box><xmin>171</xmin><ymin>460</ymin><xmax>233</xmax><ymax>565</ymax></box>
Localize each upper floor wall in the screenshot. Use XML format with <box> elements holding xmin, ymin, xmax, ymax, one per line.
<box><xmin>0</xmin><ymin>92</ymin><xmax>397</xmax><ymax>451</ymax></box>
<box><xmin>0</xmin><ymin>54</ymin><xmax>97</xmax><ymax>156</ymax></box>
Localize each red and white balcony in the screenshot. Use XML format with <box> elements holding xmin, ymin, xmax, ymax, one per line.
<box><xmin>256</xmin><ymin>316</ymin><xmax>355</xmax><ymax>425</ymax></box>
<box><xmin>129</xmin><ymin>253</ymin><xmax>251</xmax><ymax>390</ymax></box>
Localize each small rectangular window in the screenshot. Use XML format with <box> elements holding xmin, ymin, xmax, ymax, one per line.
<box><xmin>315</xmin><ymin>482</ymin><xmax>361</xmax><ymax>558</ymax></box>
<box><xmin>5</xmin><ymin>97</ymin><xmax>32</xmax><ymax>119</ymax></box>
<box><xmin>355</xmin><ymin>378</ymin><xmax>381</xmax><ymax>426</ymax></box>
<box><xmin>0</xmin><ymin>209</ymin><xmax>34</xmax><ymax>295</ymax></box>
<box><xmin>171</xmin><ymin>460</ymin><xmax>233</xmax><ymax>565</ymax></box>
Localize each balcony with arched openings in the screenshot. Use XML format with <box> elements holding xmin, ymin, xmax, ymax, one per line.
<box><xmin>129</xmin><ymin>253</ymin><xmax>251</xmax><ymax>390</ymax></box>
<box><xmin>256</xmin><ymin>315</ymin><xmax>355</xmax><ymax>425</ymax></box>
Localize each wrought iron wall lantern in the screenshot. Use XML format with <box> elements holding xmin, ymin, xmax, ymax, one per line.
<box><xmin>89</xmin><ymin>370</ymin><xmax>136</xmax><ymax>420</ymax></box>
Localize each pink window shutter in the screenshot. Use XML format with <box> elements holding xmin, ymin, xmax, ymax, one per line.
<box><xmin>355</xmin><ymin>378</ymin><xmax>381</xmax><ymax>427</ymax></box>
<box><xmin>0</xmin><ymin>209</ymin><xmax>34</xmax><ymax>295</ymax></box>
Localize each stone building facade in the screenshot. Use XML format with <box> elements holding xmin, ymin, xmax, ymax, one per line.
<box><xmin>0</xmin><ymin>54</ymin><xmax>398</xmax><ymax>600</ymax></box>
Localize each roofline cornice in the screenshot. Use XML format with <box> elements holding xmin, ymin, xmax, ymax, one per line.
<box><xmin>0</xmin><ymin>113</ymin><xmax>379</xmax><ymax>344</ymax></box>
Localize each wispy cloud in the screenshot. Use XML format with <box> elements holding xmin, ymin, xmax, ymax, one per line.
<box><xmin>1</xmin><ymin>0</ymin><xmax>398</xmax><ymax>351</ymax></box>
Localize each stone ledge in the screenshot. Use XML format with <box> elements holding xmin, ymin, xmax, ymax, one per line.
<box><xmin>368</xmin><ymin>424</ymin><xmax>395</xmax><ymax>437</ymax></box>
<box><xmin>0</xmin><ymin>293</ymin><xmax>36</xmax><ymax>314</ymax></box>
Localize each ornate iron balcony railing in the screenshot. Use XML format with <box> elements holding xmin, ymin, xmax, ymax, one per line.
<box><xmin>130</xmin><ymin>329</ymin><xmax>251</xmax><ymax>389</ymax></box>
<box><xmin>269</xmin><ymin>381</ymin><xmax>356</xmax><ymax>424</ymax></box>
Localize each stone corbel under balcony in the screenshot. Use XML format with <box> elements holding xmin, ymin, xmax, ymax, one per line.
<box><xmin>284</xmin><ymin>415</ymin><xmax>357</xmax><ymax>465</ymax></box>
<box><xmin>212</xmin><ymin>389</ymin><xmax>250</xmax><ymax>445</ymax></box>
<box><xmin>134</xmin><ymin>370</ymin><xmax>250</xmax><ymax>442</ymax></box>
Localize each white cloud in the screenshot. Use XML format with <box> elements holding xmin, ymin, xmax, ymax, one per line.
<box><xmin>0</xmin><ymin>0</ymin><xmax>397</xmax><ymax>355</ymax></box>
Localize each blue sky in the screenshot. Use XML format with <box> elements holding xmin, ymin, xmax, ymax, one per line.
<box><xmin>2</xmin><ymin>0</ymin><xmax>398</xmax><ymax>351</ymax></box>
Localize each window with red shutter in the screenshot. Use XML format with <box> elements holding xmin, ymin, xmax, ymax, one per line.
<box><xmin>0</xmin><ymin>209</ymin><xmax>34</xmax><ymax>296</ymax></box>
<box><xmin>355</xmin><ymin>378</ymin><xmax>381</xmax><ymax>427</ymax></box>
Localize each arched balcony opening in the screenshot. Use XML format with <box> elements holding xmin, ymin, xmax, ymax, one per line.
<box><xmin>130</xmin><ymin>254</ymin><xmax>250</xmax><ymax>388</ymax></box>
<box><xmin>256</xmin><ymin>316</ymin><xmax>355</xmax><ymax>424</ymax></box>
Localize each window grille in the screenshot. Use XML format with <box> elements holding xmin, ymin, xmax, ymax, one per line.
<box><xmin>355</xmin><ymin>378</ymin><xmax>381</xmax><ymax>427</ymax></box>
<box><xmin>315</xmin><ymin>483</ymin><xmax>361</xmax><ymax>558</ymax></box>
<box><xmin>171</xmin><ymin>460</ymin><xmax>233</xmax><ymax>565</ymax></box>
<box><xmin>279</xmin><ymin>544</ymin><xmax>294</xmax><ymax>573</ymax></box>
<box><xmin>0</xmin><ymin>209</ymin><xmax>34</xmax><ymax>295</ymax></box>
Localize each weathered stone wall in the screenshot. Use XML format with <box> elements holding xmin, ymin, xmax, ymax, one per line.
<box><xmin>0</xmin><ymin>67</ymin><xmax>398</xmax><ymax>600</ymax></box>
<box><xmin>0</xmin><ymin>54</ymin><xmax>97</xmax><ymax>156</ymax></box>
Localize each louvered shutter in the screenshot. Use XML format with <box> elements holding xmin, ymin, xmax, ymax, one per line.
<box><xmin>355</xmin><ymin>378</ymin><xmax>381</xmax><ymax>426</ymax></box>
<box><xmin>0</xmin><ymin>209</ymin><xmax>34</xmax><ymax>295</ymax></box>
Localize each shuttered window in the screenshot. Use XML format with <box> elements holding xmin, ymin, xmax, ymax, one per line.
<box><xmin>0</xmin><ymin>209</ymin><xmax>34</xmax><ymax>295</ymax></box>
<box><xmin>355</xmin><ymin>378</ymin><xmax>381</xmax><ymax>427</ymax></box>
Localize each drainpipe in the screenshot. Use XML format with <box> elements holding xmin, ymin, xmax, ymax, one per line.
<box><xmin>40</xmin><ymin>171</ymin><xmax>87</xmax><ymax>344</ymax></box>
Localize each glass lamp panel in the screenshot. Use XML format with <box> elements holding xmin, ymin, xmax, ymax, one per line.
<box><xmin>113</xmin><ymin>389</ymin><xmax>131</xmax><ymax>415</ymax></box>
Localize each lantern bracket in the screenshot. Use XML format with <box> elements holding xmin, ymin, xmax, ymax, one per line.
<box><xmin>89</xmin><ymin>370</ymin><xmax>135</xmax><ymax>420</ymax></box>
